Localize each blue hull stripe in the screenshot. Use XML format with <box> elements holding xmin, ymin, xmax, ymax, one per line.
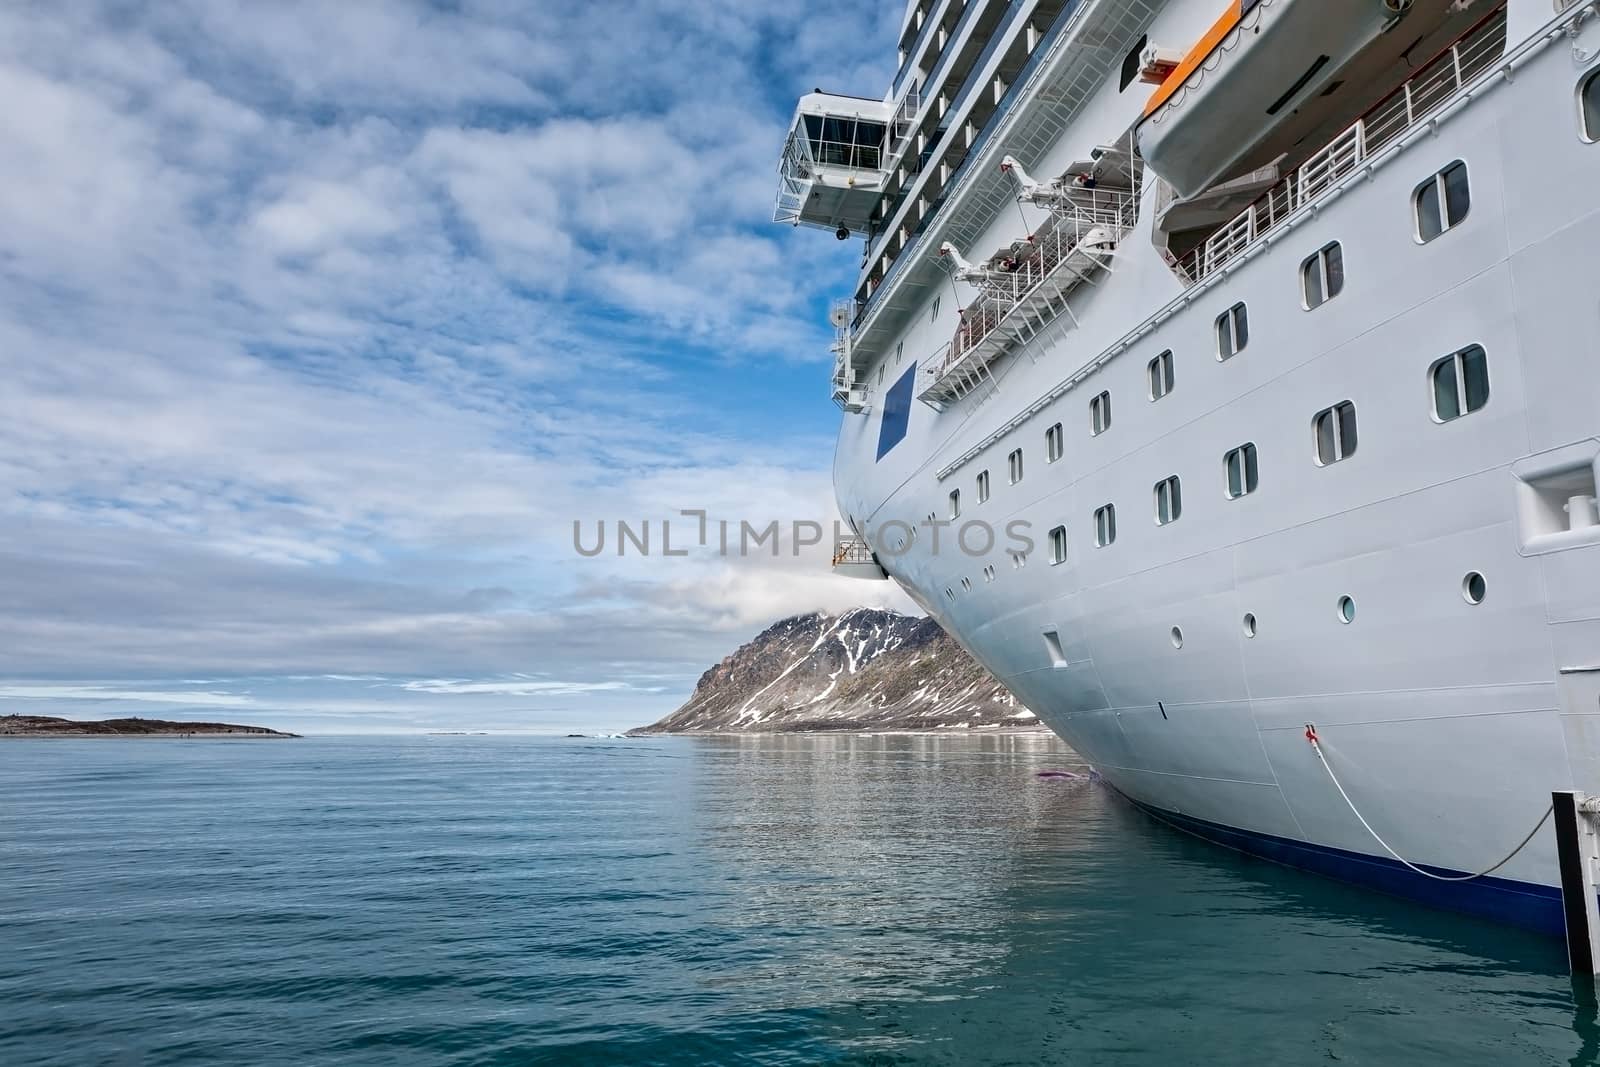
<box><xmin>1125</xmin><ymin>795</ymin><xmax>1565</xmax><ymax>936</ymax></box>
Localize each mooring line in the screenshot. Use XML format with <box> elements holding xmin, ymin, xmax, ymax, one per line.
<box><xmin>1304</xmin><ymin>723</ymin><xmax>1553</xmax><ymax>883</ymax></box>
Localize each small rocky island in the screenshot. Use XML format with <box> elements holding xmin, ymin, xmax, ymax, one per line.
<box><xmin>0</xmin><ymin>715</ymin><xmax>298</xmax><ymax>738</ymax></box>
<box><xmin>635</xmin><ymin>608</ymin><xmax>1037</xmax><ymax>734</ymax></box>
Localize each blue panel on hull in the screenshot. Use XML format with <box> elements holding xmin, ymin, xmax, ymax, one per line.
<box><xmin>875</xmin><ymin>364</ymin><xmax>915</xmax><ymax>461</ymax></box>
<box><xmin>1124</xmin><ymin>796</ymin><xmax>1565</xmax><ymax>936</ymax></box>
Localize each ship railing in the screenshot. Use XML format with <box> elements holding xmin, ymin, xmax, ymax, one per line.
<box><xmin>773</xmin><ymin>133</ymin><xmax>813</xmax><ymax>225</ymax></box>
<box><xmin>913</xmin><ymin>341</ymin><xmax>957</xmax><ymax>401</ymax></box>
<box><xmin>830</xmin><ymin>353</ymin><xmax>858</xmax><ymax>410</ymax></box>
<box><xmin>831</xmin><ymin>537</ymin><xmax>876</xmax><ymax>567</ymax></box>
<box><xmin>887</xmin><ymin>83</ymin><xmax>922</xmax><ymax>165</ymax></box>
<box><xmin>829</xmin><ymin>300</ymin><xmax>865</xmax><ymax>411</ymax></box>
<box><xmin>773</xmin><ymin>111</ymin><xmax>889</xmax><ymax>228</ymax></box>
<box><xmin>933</xmin><ymin>188</ymin><xmax>1135</xmax><ymax>377</ymax></box>
<box><xmin>830</xmin><ymin>352</ymin><xmax>853</xmax><ymax>409</ymax></box>
<box><xmin>1175</xmin><ymin>6</ymin><xmax>1508</xmax><ymax>285</ymax></box>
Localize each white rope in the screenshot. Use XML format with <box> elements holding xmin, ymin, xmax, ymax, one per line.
<box><xmin>1307</xmin><ymin>729</ymin><xmax>1553</xmax><ymax>883</ymax></box>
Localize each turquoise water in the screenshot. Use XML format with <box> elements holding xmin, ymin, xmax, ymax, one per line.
<box><xmin>1</xmin><ymin>734</ymin><xmax>1594</xmax><ymax>1065</ymax></box>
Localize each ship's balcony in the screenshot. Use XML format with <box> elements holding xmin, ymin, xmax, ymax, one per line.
<box><xmin>774</xmin><ymin>93</ymin><xmax>894</xmax><ymax>237</ymax></box>
<box><xmin>831</xmin><ymin>537</ymin><xmax>888</xmax><ymax>580</ymax></box>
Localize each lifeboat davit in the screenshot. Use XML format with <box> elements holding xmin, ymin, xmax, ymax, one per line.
<box><xmin>1136</xmin><ymin>0</ymin><xmax>1404</xmax><ymax>200</ymax></box>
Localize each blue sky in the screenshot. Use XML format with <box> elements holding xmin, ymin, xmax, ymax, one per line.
<box><xmin>0</xmin><ymin>0</ymin><xmax>916</xmax><ymax>734</ymax></box>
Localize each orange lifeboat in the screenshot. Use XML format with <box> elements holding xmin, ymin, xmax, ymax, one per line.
<box><xmin>1135</xmin><ymin>0</ymin><xmax>1405</xmax><ymax>199</ymax></box>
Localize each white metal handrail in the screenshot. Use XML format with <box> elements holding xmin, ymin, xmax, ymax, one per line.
<box><xmin>774</xmin><ymin>112</ymin><xmax>890</xmax><ymax>228</ymax></box>
<box><xmin>930</xmin><ymin>0</ymin><xmax>1596</xmax><ymax>483</ymax></box>
<box><xmin>914</xmin><ymin>341</ymin><xmax>956</xmax><ymax>400</ymax></box>
<box><xmin>831</xmin><ymin>537</ymin><xmax>876</xmax><ymax>567</ymax></box>
<box><xmin>1175</xmin><ymin>7</ymin><xmax>1508</xmax><ymax>285</ymax></box>
<box><xmin>933</xmin><ymin>188</ymin><xmax>1136</xmax><ymax>379</ymax></box>
<box><xmin>829</xmin><ymin>297</ymin><xmax>856</xmax><ymax>408</ymax></box>
<box><xmin>888</xmin><ymin>83</ymin><xmax>923</xmax><ymax>165</ymax></box>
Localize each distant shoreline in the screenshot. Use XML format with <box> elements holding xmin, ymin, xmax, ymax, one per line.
<box><xmin>0</xmin><ymin>733</ymin><xmax>298</xmax><ymax>739</ymax></box>
<box><xmin>627</xmin><ymin>726</ymin><xmax>1058</xmax><ymax>738</ymax></box>
<box><xmin>0</xmin><ymin>715</ymin><xmax>299</xmax><ymax>739</ymax></box>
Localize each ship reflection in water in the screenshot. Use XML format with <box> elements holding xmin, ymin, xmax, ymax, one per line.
<box><xmin>0</xmin><ymin>733</ymin><xmax>1594</xmax><ymax>1065</ymax></box>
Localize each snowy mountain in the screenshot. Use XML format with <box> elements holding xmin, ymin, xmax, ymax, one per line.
<box><xmin>634</xmin><ymin>608</ymin><xmax>1037</xmax><ymax>733</ymax></box>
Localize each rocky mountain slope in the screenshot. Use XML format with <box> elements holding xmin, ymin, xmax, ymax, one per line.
<box><xmin>635</xmin><ymin>608</ymin><xmax>1039</xmax><ymax>733</ymax></box>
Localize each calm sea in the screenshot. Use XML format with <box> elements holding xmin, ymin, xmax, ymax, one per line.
<box><xmin>1</xmin><ymin>734</ymin><xmax>1594</xmax><ymax>1065</ymax></box>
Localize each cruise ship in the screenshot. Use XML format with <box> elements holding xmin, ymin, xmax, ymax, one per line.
<box><xmin>776</xmin><ymin>0</ymin><xmax>1600</xmax><ymax>932</ymax></box>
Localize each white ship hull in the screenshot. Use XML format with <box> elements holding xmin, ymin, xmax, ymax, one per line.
<box><xmin>793</xmin><ymin>0</ymin><xmax>1600</xmax><ymax>931</ymax></box>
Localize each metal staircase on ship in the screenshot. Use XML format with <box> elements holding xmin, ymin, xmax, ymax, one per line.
<box><xmin>828</xmin><ymin>299</ymin><xmax>868</xmax><ymax>412</ymax></box>
<box><xmin>916</xmin><ymin>161</ymin><xmax>1136</xmax><ymax>411</ymax></box>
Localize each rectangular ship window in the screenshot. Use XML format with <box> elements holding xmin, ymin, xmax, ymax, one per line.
<box><xmin>1046</xmin><ymin>422</ymin><xmax>1064</xmax><ymax>462</ymax></box>
<box><xmin>976</xmin><ymin>469</ymin><xmax>990</xmax><ymax>503</ymax></box>
<box><xmin>1313</xmin><ymin>401</ymin><xmax>1358</xmax><ymax>465</ymax></box>
<box><xmin>1095</xmin><ymin>504</ymin><xmax>1116</xmax><ymax>547</ymax></box>
<box><xmin>1090</xmin><ymin>391</ymin><xmax>1111</xmax><ymax>435</ymax></box>
<box><xmin>1148</xmin><ymin>350</ymin><xmax>1173</xmax><ymax>401</ymax></box>
<box><xmin>1301</xmin><ymin>242</ymin><xmax>1344</xmax><ymax>309</ymax></box>
<box><xmin>1216</xmin><ymin>303</ymin><xmax>1248</xmax><ymax>360</ymax></box>
<box><xmin>1415</xmin><ymin>161</ymin><xmax>1470</xmax><ymax>242</ymax></box>
<box><xmin>1224</xmin><ymin>443</ymin><xmax>1259</xmax><ymax>499</ymax></box>
<box><xmin>1008</xmin><ymin>448</ymin><xmax>1024</xmax><ymax>484</ymax></box>
<box><xmin>1048</xmin><ymin>525</ymin><xmax>1067</xmax><ymax>565</ymax></box>
<box><xmin>1154</xmin><ymin>476</ymin><xmax>1182</xmax><ymax>526</ymax></box>
<box><xmin>1431</xmin><ymin>345</ymin><xmax>1490</xmax><ymax>422</ymax></box>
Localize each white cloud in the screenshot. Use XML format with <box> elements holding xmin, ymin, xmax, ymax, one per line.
<box><xmin>252</xmin><ymin>176</ymin><xmax>407</xmax><ymax>257</ymax></box>
<box><xmin>398</xmin><ymin>678</ymin><xmax>643</xmax><ymax>697</ymax></box>
<box><xmin>0</xmin><ymin>686</ymin><xmax>252</xmax><ymax>707</ymax></box>
<box><xmin>0</xmin><ymin>0</ymin><xmax>910</xmax><ymax>730</ymax></box>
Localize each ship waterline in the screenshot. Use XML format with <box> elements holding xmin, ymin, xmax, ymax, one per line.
<box><xmin>779</xmin><ymin>0</ymin><xmax>1600</xmax><ymax>930</ymax></box>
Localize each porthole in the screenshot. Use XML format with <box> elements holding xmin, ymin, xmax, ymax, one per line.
<box><xmin>1462</xmin><ymin>571</ymin><xmax>1486</xmax><ymax>604</ymax></box>
<box><xmin>1170</xmin><ymin>626</ymin><xmax>1184</xmax><ymax>649</ymax></box>
<box><xmin>1337</xmin><ymin>595</ymin><xmax>1356</xmax><ymax>624</ymax></box>
<box><xmin>1242</xmin><ymin>613</ymin><xmax>1257</xmax><ymax>638</ymax></box>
